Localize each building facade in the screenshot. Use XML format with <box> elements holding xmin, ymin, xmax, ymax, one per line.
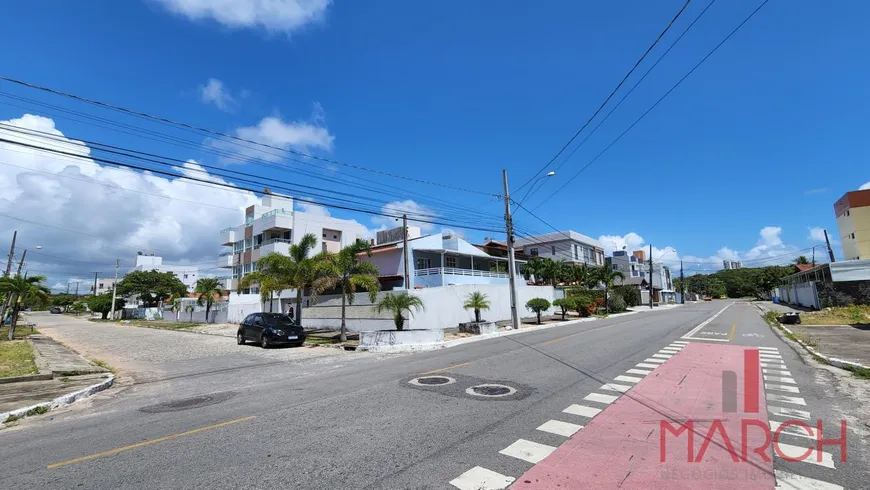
<box><xmin>834</xmin><ymin>188</ymin><xmax>870</xmax><ymax>261</ymax></box>
<box><xmin>514</xmin><ymin>231</ymin><xmax>604</xmax><ymax>266</ymax></box>
<box><xmin>91</xmin><ymin>277</ymin><xmax>119</xmax><ymax>296</ymax></box>
<box><xmin>218</xmin><ymin>194</ymin><xmax>369</xmax><ymax>293</ymax></box>
<box><xmin>363</xmin><ymin>229</ymin><xmax>523</xmax><ymax>290</ymax></box>
<box><xmin>608</xmin><ymin>250</ymin><xmax>675</xmax><ymax>304</ymax></box>
<box><xmin>722</xmin><ymin>260</ymin><xmax>742</xmax><ymax>270</ymax></box>
<box><xmin>131</xmin><ymin>254</ymin><xmax>199</xmax><ymax>291</ymax></box>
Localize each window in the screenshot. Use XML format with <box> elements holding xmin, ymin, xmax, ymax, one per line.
<box><xmin>333</xmin><ymin>235</ymin><xmax>338</xmax><ymax>239</ymax></box>
<box><xmin>851</xmin><ymin>233</ymin><xmax>856</xmax><ymax>239</ymax></box>
<box><xmin>445</xmin><ymin>256</ymin><xmax>456</xmax><ymax>268</ymax></box>
<box><xmin>530</xmin><ymin>248</ymin><xmax>538</xmax><ymax>256</ymax></box>
<box><xmin>183</xmin><ymin>274</ymin><xmax>188</xmax><ymax>279</ymax></box>
<box><xmin>551</xmin><ymin>246</ymin><xmax>556</xmax><ymax>255</ymax></box>
<box><xmin>322</xmin><ymin>233</ymin><xmax>326</xmax><ymax>238</ymax></box>
<box><xmin>416</xmin><ymin>258</ymin><xmax>431</xmax><ymax>269</ymax></box>
<box><xmin>574</xmin><ymin>244</ymin><xmax>579</xmax><ymax>260</ymax></box>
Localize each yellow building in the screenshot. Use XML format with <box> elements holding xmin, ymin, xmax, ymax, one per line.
<box><xmin>834</xmin><ymin>188</ymin><xmax>870</xmax><ymax>260</ymax></box>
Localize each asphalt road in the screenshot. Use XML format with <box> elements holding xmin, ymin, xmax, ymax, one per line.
<box><xmin>1</xmin><ymin>302</ymin><xmax>866</xmax><ymax>489</ymax></box>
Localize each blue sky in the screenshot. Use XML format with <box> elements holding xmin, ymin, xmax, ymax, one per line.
<box><xmin>1</xmin><ymin>0</ymin><xmax>869</xmax><ymax>285</ymax></box>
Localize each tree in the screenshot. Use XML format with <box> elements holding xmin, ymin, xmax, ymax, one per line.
<box><xmin>794</xmin><ymin>256</ymin><xmax>810</xmax><ymax>265</ymax></box>
<box><xmin>184</xmin><ymin>304</ymin><xmax>195</xmax><ymax>322</ymax></box>
<box><xmin>566</xmin><ymin>264</ymin><xmax>590</xmax><ymax>286</ymax></box>
<box><xmin>86</xmin><ymin>293</ymin><xmax>125</xmax><ymax>319</ymax></box>
<box><xmin>194</xmin><ymin>277</ymin><xmax>223</xmax><ymax>324</ymax></box>
<box><xmin>552</xmin><ymin>297</ymin><xmax>576</xmax><ymax>321</ymax></box>
<box><xmin>374</xmin><ymin>292</ymin><xmax>425</xmax><ymax>330</ymax></box>
<box><xmin>0</xmin><ymin>274</ymin><xmax>49</xmax><ymax>339</ymax></box>
<box><xmin>525</xmin><ymin>298</ymin><xmax>551</xmax><ymax>324</ymax></box>
<box><xmin>168</xmin><ymin>298</ymin><xmax>182</xmax><ymax>321</ymax></box>
<box><xmin>238</xmin><ymin>266</ymin><xmax>287</xmax><ymax>313</ymax></box>
<box><xmin>51</xmin><ymin>293</ymin><xmax>76</xmax><ymax>312</ymax></box>
<box><xmin>463</xmin><ymin>291</ymin><xmax>490</xmax><ymax>322</ymax></box>
<box><xmin>116</xmin><ymin>270</ymin><xmax>187</xmax><ymax>307</ymax></box>
<box><xmin>312</xmin><ymin>239</ymin><xmax>381</xmax><ymax>341</ymax></box>
<box><xmin>520</xmin><ymin>257</ymin><xmax>547</xmax><ymax>284</ymax></box>
<box><xmin>70</xmin><ymin>301</ymin><xmax>87</xmax><ymax>316</ymax></box>
<box><xmin>595</xmin><ymin>264</ymin><xmax>625</xmax><ymax>313</ymax></box>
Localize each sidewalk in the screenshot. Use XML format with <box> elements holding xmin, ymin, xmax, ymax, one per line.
<box><xmin>754</xmin><ymin>302</ymin><xmax>870</xmax><ymax>368</ymax></box>
<box><xmin>0</xmin><ymin>334</ymin><xmax>112</xmax><ymax>425</ymax></box>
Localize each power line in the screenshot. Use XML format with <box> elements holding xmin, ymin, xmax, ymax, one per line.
<box><xmin>0</xmin><ymin>122</ymin><xmax>506</xmax><ymax>228</ymax></box>
<box><xmin>0</xmin><ymin>76</ymin><xmax>500</xmax><ymax>197</ymax></box>
<box><xmin>0</xmin><ymin>135</ymin><xmax>505</xmax><ymax>233</ymax></box>
<box><xmin>0</xmin><ymin>93</ymin><xmax>506</xmax><ymax>223</ymax></box>
<box><xmin>530</xmin><ymin>0</ymin><xmax>770</xmax><ymax>210</ymax></box>
<box><xmin>514</xmin><ymin>0</ymin><xmax>693</xmax><ymax>193</ymax></box>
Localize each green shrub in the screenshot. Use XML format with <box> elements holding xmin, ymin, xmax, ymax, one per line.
<box><xmin>607</xmin><ymin>294</ymin><xmax>627</xmax><ymax>313</ymax></box>
<box><xmin>613</xmin><ymin>286</ymin><xmax>640</xmax><ymax>307</ymax></box>
<box><xmin>525</xmin><ymin>298</ymin><xmax>551</xmax><ymax>324</ymax></box>
<box><xmin>552</xmin><ymin>298</ymin><xmax>576</xmax><ymax>321</ymax></box>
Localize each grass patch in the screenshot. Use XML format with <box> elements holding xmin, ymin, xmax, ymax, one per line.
<box><xmin>0</xmin><ymin>326</ymin><xmax>40</xmax><ymax>342</ymax></box>
<box><xmin>91</xmin><ymin>359</ymin><xmax>114</xmax><ymax>373</ymax></box>
<box><xmin>843</xmin><ymin>365</ymin><xmax>870</xmax><ymax>379</ymax></box>
<box><xmin>25</xmin><ymin>405</ymin><xmax>50</xmax><ymax>417</ymax></box>
<box><xmin>4</xmin><ymin>413</ymin><xmax>22</xmax><ymax>423</ymax></box>
<box><xmin>0</xmin><ymin>341</ymin><xmax>38</xmax><ymax>378</ymax></box>
<box><xmin>58</xmin><ymin>377</ymin><xmax>70</xmax><ymax>382</ymax></box>
<box><xmin>801</xmin><ymin>305</ymin><xmax>870</xmax><ymax>326</ymax></box>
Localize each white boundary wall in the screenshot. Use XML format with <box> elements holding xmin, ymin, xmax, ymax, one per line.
<box><xmin>407</xmin><ymin>284</ymin><xmax>555</xmax><ymax>331</ymax></box>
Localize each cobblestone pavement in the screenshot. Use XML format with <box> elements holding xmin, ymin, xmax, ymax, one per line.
<box><xmin>29</xmin><ymin>313</ymin><xmax>363</xmax><ymax>383</ymax></box>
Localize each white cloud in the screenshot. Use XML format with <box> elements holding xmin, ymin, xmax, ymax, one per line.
<box><xmin>0</xmin><ymin>114</ymin><xmax>257</xmax><ymax>286</ymax></box>
<box><xmin>807</xmin><ymin>227</ymin><xmax>827</xmax><ymax>242</ymax></box>
<box><xmin>199</xmin><ymin>78</ymin><xmax>235</xmax><ymax>111</ymax></box>
<box><xmin>295</xmin><ymin>199</ymin><xmax>330</xmax><ymax>217</ymax></box>
<box><xmin>371</xmin><ymin>200</ymin><xmax>437</xmax><ymax>234</ymax></box>
<box><xmin>758</xmin><ymin>226</ymin><xmax>783</xmax><ymax>246</ymax></box>
<box><xmin>598</xmin><ymin>233</ymin><xmax>645</xmax><ymax>256</ymax></box>
<box><xmin>860</xmin><ymin>181</ymin><xmax>870</xmax><ymax>190</ymax></box>
<box><xmin>155</xmin><ymin>0</ymin><xmax>331</xmax><ymax>34</ymax></box>
<box><xmin>212</xmin><ymin>114</ymin><xmax>334</xmax><ymax>163</ymax></box>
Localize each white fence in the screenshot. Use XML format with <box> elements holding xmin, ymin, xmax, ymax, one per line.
<box><xmin>415</xmin><ymin>267</ymin><xmax>509</xmax><ymax>279</ymax></box>
<box><xmin>774</xmin><ymin>282</ymin><xmax>820</xmax><ymax>310</ymax></box>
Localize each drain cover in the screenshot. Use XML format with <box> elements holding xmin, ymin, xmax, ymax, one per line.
<box><xmin>408</xmin><ymin>375</ymin><xmax>456</xmax><ymax>386</ymax></box>
<box><xmin>465</xmin><ymin>383</ymin><xmax>517</xmax><ymax>398</ymax></box>
<box><xmin>139</xmin><ymin>391</ymin><xmax>235</xmax><ymax>413</ymax></box>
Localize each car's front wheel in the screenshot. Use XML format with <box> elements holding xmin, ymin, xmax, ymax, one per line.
<box><xmin>260</xmin><ymin>335</ymin><xmax>269</xmax><ymax>349</ymax></box>
<box><xmin>237</xmin><ymin>331</ymin><xmax>246</xmax><ymax>345</ymax></box>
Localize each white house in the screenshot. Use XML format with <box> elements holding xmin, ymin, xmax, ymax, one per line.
<box><xmin>514</xmin><ymin>230</ymin><xmax>605</xmax><ymax>266</ymax></box>
<box><xmin>131</xmin><ymin>253</ymin><xmax>199</xmax><ymax>291</ymax></box>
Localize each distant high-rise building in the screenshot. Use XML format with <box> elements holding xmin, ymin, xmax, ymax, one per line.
<box><xmin>723</xmin><ymin>260</ymin><xmax>742</xmax><ymax>270</ymax></box>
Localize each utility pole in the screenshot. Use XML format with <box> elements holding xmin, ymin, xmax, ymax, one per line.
<box><xmin>402</xmin><ymin>214</ymin><xmax>410</xmax><ymax>289</ymax></box>
<box><xmin>110</xmin><ymin>258</ymin><xmax>120</xmax><ymax>320</ymax></box>
<box><xmin>648</xmin><ymin>244</ymin><xmax>654</xmax><ymax>309</ymax></box>
<box><xmin>93</xmin><ymin>272</ymin><xmax>99</xmax><ymax>296</ymax></box>
<box><xmin>74</xmin><ymin>282</ymin><xmax>79</xmax><ymax>299</ymax></box>
<box><xmin>65</xmin><ymin>283</ymin><xmax>70</xmax><ymax>295</ymax></box>
<box><xmin>503</xmin><ymin>169</ymin><xmax>520</xmax><ymax>330</ymax></box>
<box><xmin>15</xmin><ymin>249</ymin><xmax>27</xmax><ymax>276</ymax></box>
<box><xmin>680</xmin><ymin>260</ymin><xmax>685</xmax><ymax>304</ymax></box>
<box><xmin>823</xmin><ymin>229</ymin><xmax>836</xmax><ymax>262</ymax></box>
<box><xmin>812</xmin><ymin>246</ymin><xmax>815</xmax><ymax>268</ymax></box>
<box><xmin>4</xmin><ymin>230</ymin><xmax>16</xmax><ymax>277</ymax></box>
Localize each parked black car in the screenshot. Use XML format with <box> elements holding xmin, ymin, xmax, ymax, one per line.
<box><xmin>237</xmin><ymin>312</ymin><xmax>305</xmax><ymax>348</ymax></box>
<box><xmin>50</xmin><ymin>307</ymin><xmax>62</xmax><ymax>314</ymax></box>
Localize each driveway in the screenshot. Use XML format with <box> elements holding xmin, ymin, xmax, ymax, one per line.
<box><xmin>28</xmin><ymin>312</ymin><xmax>361</xmax><ymax>383</ymax></box>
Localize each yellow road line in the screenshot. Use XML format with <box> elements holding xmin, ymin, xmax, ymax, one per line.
<box><xmin>47</xmin><ymin>415</ymin><xmax>257</xmax><ymax>469</ymax></box>
<box><xmin>423</xmin><ymin>362</ymin><xmax>470</xmax><ymax>374</ymax></box>
<box><xmin>728</xmin><ymin>323</ymin><xmax>737</xmax><ymax>341</ymax></box>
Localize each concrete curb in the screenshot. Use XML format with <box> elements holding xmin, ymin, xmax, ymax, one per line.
<box><xmin>0</xmin><ymin>374</ymin><xmax>115</xmax><ymax>427</ymax></box>
<box><xmin>752</xmin><ymin>302</ymin><xmax>870</xmax><ymax>371</ymax></box>
<box><xmin>370</xmin><ymin>304</ymin><xmax>685</xmax><ymax>353</ymax></box>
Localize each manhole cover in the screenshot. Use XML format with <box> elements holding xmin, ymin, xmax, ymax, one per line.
<box><xmin>465</xmin><ymin>384</ymin><xmax>517</xmax><ymax>398</ymax></box>
<box><xmin>408</xmin><ymin>376</ymin><xmax>456</xmax><ymax>386</ymax></box>
<box><xmin>139</xmin><ymin>391</ymin><xmax>235</xmax><ymax>413</ymax></box>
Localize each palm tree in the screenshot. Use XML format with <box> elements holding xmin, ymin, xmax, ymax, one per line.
<box><xmin>463</xmin><ymin>291</ymin><xmax>490</xmax><ymax>322</ymax></box>
<box><xmin>285</xmin><ymin>233</ymin><xmax>319</xmax><ymax>324</ymax></box>
<box><xmin>374</xmin><ymin>293</ymin><xmax>425</xmax><ymax>330</ymax></box>
<box><xmin>238</xmin><ymin>266</ymin><xmax>288</xmax><ymax>313</ymax></box>
<box><xmin>184</xmin><ymin>304</ymin><xmax>195</xmax><ymax>322</ymax></box>
<box><xmin>567</xmin><ymin>263</ymin><xmax>589</xmax><ymax>286</ymax></box>
<box><xmin>520</xmin><ymin>257</ymin><xmax>547</xmax><ymax>284</ymax></box>
<box><xmin>541</xmin><ymin>258</ymin><xmax>566</xmax><ymax>287</ymax></box>
<box><xmin>313</xmin><ymin>239</ymin><xmax>381</xmax><ymax>342</ymax></box>
<box><xmin>194</xmin><ymin>277</ymin><xmax>223</xmax><ymax>323</ymax></box>
<box><xmin>0</xmin><ymin>274</ymin><xmax>49</xmax><ymax>339</ymax></box>
<box><xmin>596</xmin><ymin>264</ymin><xmax>625</xmax><ymax>313</ymax></box>
<box><xmin>168</xmin><ymin>298</ymin><xmax>182</xmax><ymax>321</ymax></box>
<box><xmin>794</xmin><ymin>256</ymin><xmax>810</xmax><ymax>265</ymax></box>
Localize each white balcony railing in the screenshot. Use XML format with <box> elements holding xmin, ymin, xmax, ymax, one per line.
<box><xmin>414</xmin><ymin>267</ymin><xmax>509</xmax><ymax>279</ymax></box>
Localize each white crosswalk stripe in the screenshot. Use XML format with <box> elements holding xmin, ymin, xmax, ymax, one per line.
<box><xmin>775</xmin><ymin>442</ymin><xmax>836</xmax><ymax>469</ymax></box>
<box><xmin>769</xmin><ymin>420</ymin><xmax>818</xmax><ymax>441</ymax></box>
<box><xmin>450</xmin><ymin>466</ymin><xmax>515</xmax><ymax>490</ymax></box>
<box><xmin>584</xmin><ymin>393</ymin><xmax>618</xmax><ymax>404</ymax></box>
<box><xmin>614</xmin><ymin>375</ymin><xmax>642</xmax><ymax>384</ymax></box>
<box><xmin>643</xmin><ymin>358</ymin><xmax>667</xmax><ymax>364</ymax></box>
<box><xmin>636</xmin><ymin>363</ymin><xmax>659</xmax><ymax>369</ymax></box>
<box><xmin>769</xmin><ymin>405</ymin><xmax>811</xmax><ymax>421</ymax></box>
<box><xmin>562</xmin><ymin>404</ymin><xmax>601</xmax><ymax>418</ymax></box>
<box><xmin>766</xmin><ymin>383</ymin><xmax>800</xmax><ymax>393</ymax></box>
<box><xmin>764</xmin><ymin>375</ymin><xmax>797</xmax><ymax>384</ymax></box>
<box><xmin>536</xmin><ymin>420</ymin><xmax>583</xmax><ymax>437</ymax></box>
<box><xmin>652</xmin><ymin>353</ymin><xmax>673</xmax><ymax>359</ymax></box>
<box><xmin>764</xmin><ymin>369</ymin><xmax>792</xmax><ymax>376</ymax></box>
<box><xmin>767</xmin><ymin>393</ymin><xmax>807</xmax><ymax>406</ymax></box>
<box><xmin>498</xmin><ymin>439</ymin><xmax>556</xmax><ymax>464</ymax></box>
<box><xmin>600</xmin><ymin>383</ymin><xmax>632</xmax><ymax>393</ymax></box>
<box><xmin>626</xmin><ymin>368</ymin><xmax>651</xmax><ymax>375</ymax></box>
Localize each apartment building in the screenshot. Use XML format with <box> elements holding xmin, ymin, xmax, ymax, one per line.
<box><xmin>722</xmin><ymin>260</ymin><xmax>742</xmax><ymax>270</ymax></box>
<box><xmin>608</xmin><ymin>250</ymin><xmax>676</xmax><ymax>304</ymax></box>
<box><xmin>217</xmin><ymin>194</ymin><xmax>369</xmax><ymax>293</ymax></box>
<box><xmin>834</xmin><ymin>188</ymin><xmax>870</xmax><ymax>260</ymax></box>
<box><xmin>131</xmin><ymin>253</ymin><xmax>199</xmax><ymax>291</ymax></box>
<box><xmin>91</xmin><ymin>277</ymin><xmax>119</xmax><ymax>296</ymax></box>
<box><xmin>514</xmin><ymin>230</ymin><xmax>604</xmax><ymax>266</ymax></box>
